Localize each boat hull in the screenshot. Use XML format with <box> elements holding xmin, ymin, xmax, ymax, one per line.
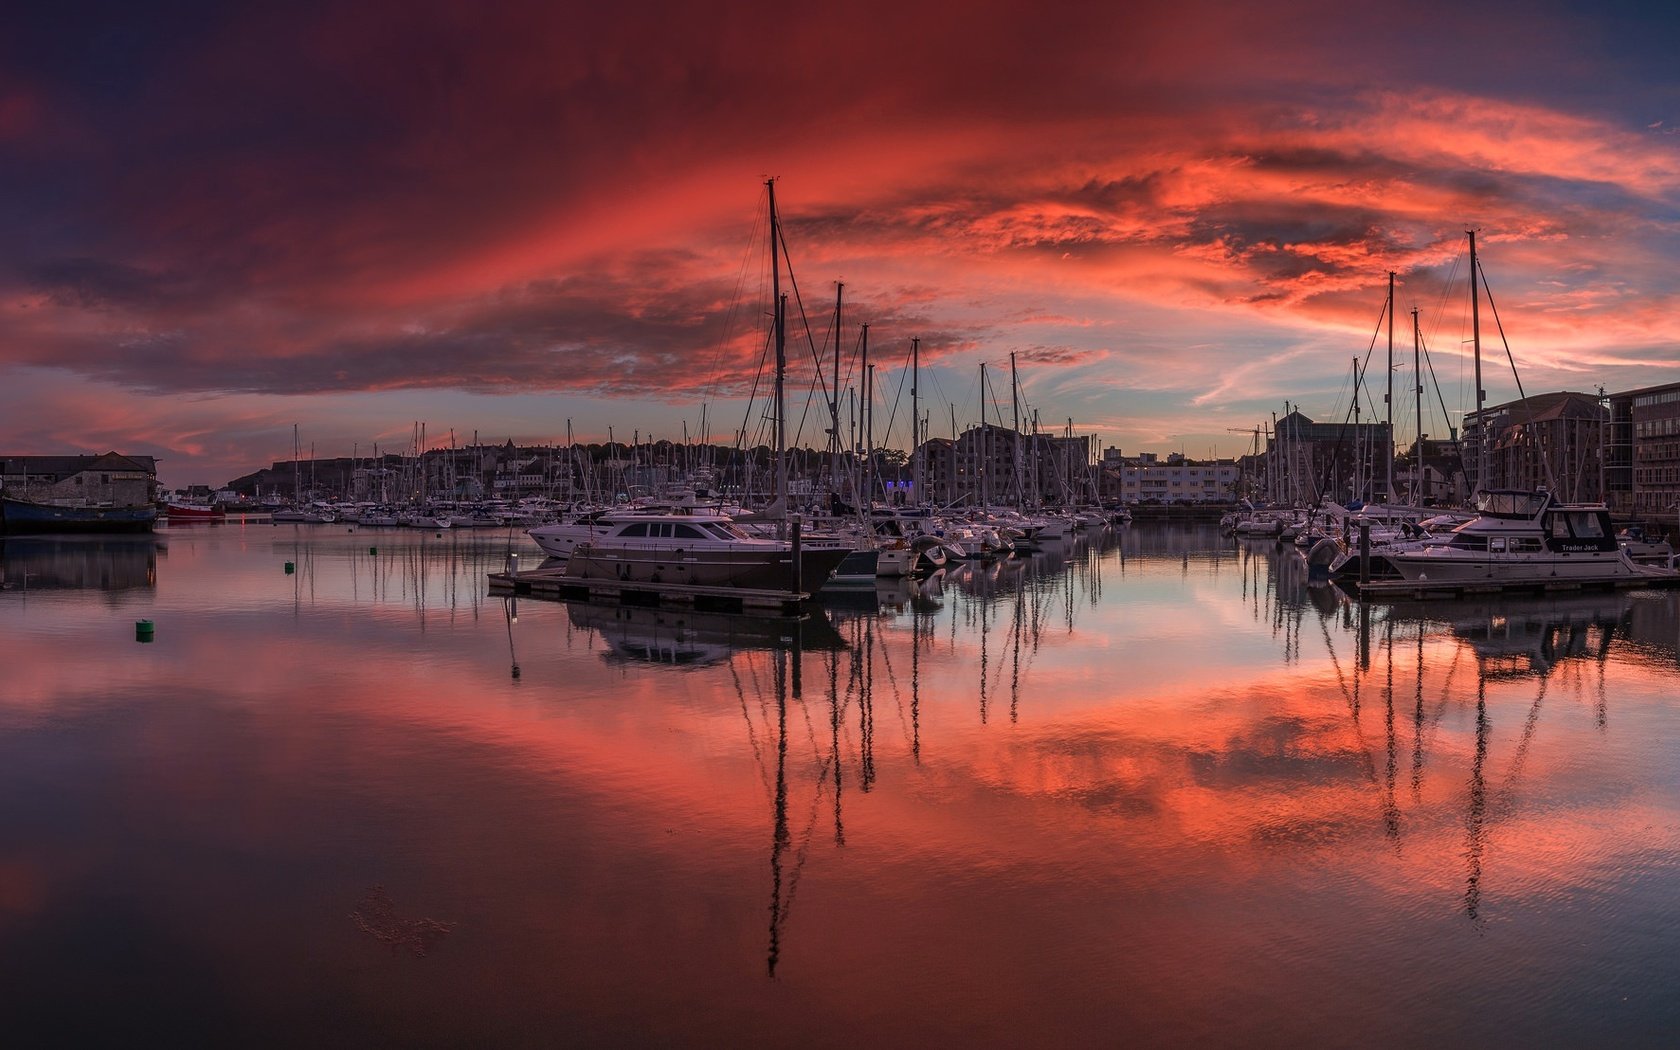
<box><xmin>166</xmin><ymin>503</ymin><xmax>226</xmax><ymax>522</ymax></box>
<box><xmin>1386</xmin><ymin>549</ymin><xmax>1650</xmax><ymax>583</ymax></box>
<box><xmin>0</xmin><ymin>497</ymin><xmax>157</xmax><ymax>535</ymax></box>
<box><xmin>563</xmin><ymin>542</ymin><xmax>850</xmax><ymax>594</ymax></box>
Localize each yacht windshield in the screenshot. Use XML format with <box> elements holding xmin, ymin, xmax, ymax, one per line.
<box><xmin>1476</xmin><ymin>491</ymin><xmax>1548</xmax><ymax>518</ymax></box>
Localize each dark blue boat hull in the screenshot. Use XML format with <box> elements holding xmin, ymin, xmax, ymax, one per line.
<box><xmin>0</xmin><ymin>497</ymin><xmax>157</xmax><ymax>534</ymax></box>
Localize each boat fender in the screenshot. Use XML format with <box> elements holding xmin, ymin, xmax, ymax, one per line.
<box><xmin>1306</xmin><ymin>537</ymin><xmax>1340</xmax><ymax>567</ymax></box>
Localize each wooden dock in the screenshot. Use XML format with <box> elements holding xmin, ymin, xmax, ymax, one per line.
<box><xmin>1351</xmin><ymin>572</ymin><xmax>1680</xmax><ymax>601</ymax></box>
<box><xmin>487</xmin><ymin>565</ymin><xmax>810</xmax><ymax>615</ymax></box>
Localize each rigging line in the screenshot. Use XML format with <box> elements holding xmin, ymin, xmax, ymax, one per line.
<box><xmin>792</xmin><ymin>366</ymin><xmax>824</xmax><ymax>452</ymax></box>
<box><xmin>871</xmin><ymin>626</ymin><xmax>918</xmax><ymax>748</ymax></box>
<box><xmin>1433</xmin><ymin>248</ymin><xmax>1467</xmax><ymax>423</ymax></box>
<box><xmin>699</xmin><ymin>188</ymin><xmax>769</xmax><ymax>406</ymax></box>
<box><xmin>1494</xmin><ymin>676</ymin><xmax>1550</xmax><ymax>812</ymax></box>
<box><xmin>1316</xmin><ymin>615</ymin><xmax>1383</xmax><ymax>790</ymax></box>
<box><xmin>731</xmin><ymin>659</ymin><xmax>773</xmax><ymax>799</ymax></box>
<box><xmin>792</xmin><ymin>690</ymin><xmax>831</xmax><ymax>771</ymax></box>
<box><xmin>733</xmin><ymin>322</ymin><xmax>777</xmax><ymax>459</ymax></box>
<box><xmin>1352</xmin><ymin>291</ymin><xmax>1391</xmax><ymax>422</ymax></box>
<box><xmin>1476</xmin><ymin>256</ymin><xmax>1557</xmax><ymax>489</ymax></box>
<box><xmin>1418</xmin><ymin>329</ymin><xmax>1457</xmax><ymax>442</ymax></box>
<box><xmin>1417</xmin><ymin>324</ymin><xmax>1471</xmax><ymax>483</ymax></box>
<box><xmin>772</xmin><ymin>220</ymin><xmax>834</xmax><ymax>411</ymax></box>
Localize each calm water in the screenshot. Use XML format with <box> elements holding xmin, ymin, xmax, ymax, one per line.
<box><xmin>3</xmin><ymin>522</ymin><xmax>1680</xmax><ymax>1047</ymax></box>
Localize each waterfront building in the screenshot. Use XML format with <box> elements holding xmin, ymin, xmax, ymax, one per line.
<box><xmin>0</xmin><ymin>452</ymin><xmax>159</xmax><ymax>507</ymax></box>
<box><xmin>1103</xmin><ymin>451</ymin><xmax>1239</xmax><ymax>504</ymax></box>
<box><xmin>1264</xmin><ymin>412</ymin><xmax>1394</xmax><ymax>505</ymax></box>
<box><xmin>1393</xmin><ymin>437</ymin><xmax>1469</xmax><ymax>506</ymax></box>
<box><xmin>1461</xmin><ymin>391</ymin><xmax>1607</xmax><ymax>502</ymax></box>
<box><xmin>915</xmin><ymin>425</ymin><xmax>1094</xmax><ymax>507</ymax></box>
<box><xmin>1607</xmin><ymin>380</ymin><xmax>1680</xmax><ymax>519</ymax></box>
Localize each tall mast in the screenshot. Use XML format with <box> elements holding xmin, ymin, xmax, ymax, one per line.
<box><xmin>1010</xmin><ymin>351</ymin><xmax>1023</xmax><ymax>508</ymax></box>
<box><xmin>830</xmin><ymin>283</ymin><xmax>843</xmax><ymax>506</ymax></box>
<box><xmin>1413</xmin><ymin>307</ymin><xmax>1425</xmax><ymax>503</ymax></box>
<box><xmin>768</xmin><ymin>179</ymin><xmax>787</xmax><ymax>532</ymax></box>
<box><xmin>861</xmin><ymin>324</ymin><xmax>872</xmax><ymax>511</ymax></box>
<box><xmin>1270</xmin><ymin>412</ymin><xmax>1278</xmax><ymax>503</ymax></box>
<box><xmin>949</xmin><ymin>404</ymin><xmax>958</xmax><ymax>506</ymax></box>
<box><xmin>979</xmin><ymin>363</ymin><xmax>989</xmax><ymax>509</ymax></box>
<box><xmin>1021</xmin><ymin>408</ymin><xmax>1034</xmax><ymax>510</ymax></box>
<box><xmin>1351</xmin><ymin>358</ymin><xmax>1361</xmax><ymax>500</ymax></box>
<box><xmin>1386</xmin><ymin>270</ymin><xmax>1395</xmax><ymax>504</ymax></box>
<box><xmin>1283</xmin><ymin>401</ymin><xmax>1292</xmax><ymax>504</ymax></box>
<box><xmin>911</xmin><ymin>338</ymin><xmax>921</xmax><ymax>507</ymax></box>
<box><xmin>1469</xmin><ymin>229</ymin><xmax>1485</xmax><ymax>494</ymax></box>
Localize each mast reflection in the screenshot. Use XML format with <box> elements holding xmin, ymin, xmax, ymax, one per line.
<box><xmin>1353</xmin><ymin>590</ymin><xmax>1671</xmax><ymax>927</ymax></box>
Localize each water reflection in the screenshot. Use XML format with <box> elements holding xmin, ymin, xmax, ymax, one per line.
<box><xmin>6</xmin><ymin>525</ymin><xmax>1680</xmax><ymax>1044</ymax></box>
<box><xmin>566</xmin><ymin>601</ymin><xmax>844</xmax><ymax>667</ymax></box>
<box><xmin>0</xmin><ymin>535</ymin><xmax>161</xmax><ymax>593</ymax></box>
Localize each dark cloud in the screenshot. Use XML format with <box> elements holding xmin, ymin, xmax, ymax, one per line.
<box><xmin>1013</xmin><ymin>346</ymin><xmax>1108</xmax><ymax>367</ymax></box>
<box><xmin>25</xmin><ymin>257</ymin><xmax>207</xmax><ymax>312</ymax></box>
<box><xmin>3</xmin><ymin>0</ymin><xmax>1678</xmax><ymax>487</ymax></box>
<box><xmin>2</xmin><ymin>246</ymin><xmax>979</xmax><ymax>401</ymax></box>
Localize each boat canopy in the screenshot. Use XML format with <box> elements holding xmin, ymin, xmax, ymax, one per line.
<box><xmin>1475</xmin><ymin>490</ymin><xmax>1550</xmax><ymax>519</ymax></box>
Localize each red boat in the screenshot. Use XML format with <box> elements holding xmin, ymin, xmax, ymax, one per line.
<box><xmin>166</xmin><ymin>501</ymin><xmax>227</xmax><ymax>522</ymax></box>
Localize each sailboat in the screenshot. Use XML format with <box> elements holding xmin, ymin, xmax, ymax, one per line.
<box><xmin>1376</xmin><ymin>233</ymin><xmax>1678</xmax><ymax>589</ymax></box>
<box><xmin>271</xmin><ymin>425</ymin><xmax>335</xmax><ymax>523</ymax></box>
<box><xmin>542</xmin><ymin>183</ymin><xmax>851</xmax><ymax>596</ymax></box>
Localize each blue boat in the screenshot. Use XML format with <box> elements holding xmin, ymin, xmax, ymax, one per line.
<box><xmin>0</xmin><ymin>496</ymin><xmax>157</xmax><ymax>535</ymax></box>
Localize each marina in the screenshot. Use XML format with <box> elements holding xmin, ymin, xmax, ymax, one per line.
<box><xmin>4</xmin><ymin>522</ymin><xmax>1680</xmax><ymax>1044</ymax></box>
<box><xmin>8</xmin><ymin>6</ymin><xmax>1680</xmax><ymax>1044</ymax></box>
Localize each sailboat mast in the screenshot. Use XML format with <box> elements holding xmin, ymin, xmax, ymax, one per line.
<box><xmin>831</xmin><ymin>283</ymin><xmax>843</xmax><ymax>506</ymax></box>
<box><xmin>862</xmin><ymin>324</ymin><xmax>873</xmax><ymax>510</ymax></box>
<box><xmin>911</xmin><ymin>337</ymin><xmax>921</xmax><ymax>507</ymax></box>
<box><xmin>1413</xmin><ymin>307</ymin><xmax>1424</xmax><ymax>503</ymax></box>
<box><xmin>1269</xmin><ymin>412</ymin><xmax>1278</xmax><ymax>504</ymax></box>
<box><xmin>1386</xmin><ymin>270</ymin><xmax>1395</xmax><ymax>504</ymax></box>
<box><xmin>979</xmin><ymin>362</ymin><xmax>989</xmax><ymax>509</ymax></box>
<box><xmin>1469</xmin><ymin>229</ymin><xmax>1485</xmax><ymax>494</ymax></box>
<box><xmin>1010</xmin><ymin>351</ymin><xmax>1023</xmax><ymax>509</ymax></box>
<box><xmin>1021</xmin><ymin>408</ymin><xmax>1034</xmax><ymax>510</ymax></box>
<box><xmin>950</xmin><ymin>404</ymin><xmax>958</xmax><ymax>506</ymax></box>
<box><xmin>1351</xmin><ymin>359</ymin><xmax>1361</xmax><ymax>500</ymax></box>
<box><xmin>768</xmin><ymin>179</ymin><xmax>787</xmax><ymax>531</ymax></box>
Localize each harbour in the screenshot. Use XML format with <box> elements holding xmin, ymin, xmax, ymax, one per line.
<box><xmin>4</xmin><ymin>522</ymin><xmax>1680</xmax><ymax>1044</ymax></box>
<box><xmin>9</xmin><ymin>4</ymin><xmax>1680</xmax><ymax>1044</ymax></box>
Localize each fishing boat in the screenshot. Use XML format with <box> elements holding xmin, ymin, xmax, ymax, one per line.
<box><xmin>0</xmin><ymin>496</ymin><xmax>157</xmax><ymax>535</ymax></box>
<box><xmin>561</xmin><ymin>511</ymin><xmax>850</xmax><ymax>595</ymax></box>
<box><xmin>165</xmin><ymin>500</ymin><xmax>226</xmax><ymax>523</ymax></box>
<box><xmin>1380</xmin><ymin>489</ymin><xmax>1679</xmax><ymax>585</ymax></box>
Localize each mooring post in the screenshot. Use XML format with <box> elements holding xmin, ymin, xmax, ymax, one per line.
<box><xmin>791</xmin><ymin>516</ymin><xmax>803</xmax><ymax>596</ymax></box>
<box><xmin>1359</xmin><ymin>522</ymin><xmax>1371</xmax><ymax>587</ymax></box>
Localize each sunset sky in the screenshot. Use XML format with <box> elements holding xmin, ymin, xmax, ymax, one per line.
<box><xmin>4</xmin><ymin>1</ymin><xmax>1679</xmax><ymax>486</ymax></box>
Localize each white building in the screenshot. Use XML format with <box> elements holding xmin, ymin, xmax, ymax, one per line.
<box><xmin>1104</xmin><ymin>451</ymin><xmax>1239</xmax><ymax>503</ymax></box>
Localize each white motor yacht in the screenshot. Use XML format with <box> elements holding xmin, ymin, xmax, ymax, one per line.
<box><xmin>560</xmin><ymin>512</ymin><xmax>850</xmax><ymax>594</ymax></box>
<box><xmin>1383</xmin><ymin>490</ymin><xmax>1680</xmax><ymax>585</ymax></box>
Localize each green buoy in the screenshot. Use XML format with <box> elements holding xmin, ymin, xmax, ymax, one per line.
<box><xmin>284</xmin><ymin>561</ymin><xmax>295</xmax><ymax>574</ymax></box>
<box><xmin>369</xmin><ymin>546</ymin><xmax>378</xmax><ymax>556</ymax></box>
<box><xmin>135</xmin><ymin>619</ymin><xmax>154</xmax><ymax>642</ymax></box>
